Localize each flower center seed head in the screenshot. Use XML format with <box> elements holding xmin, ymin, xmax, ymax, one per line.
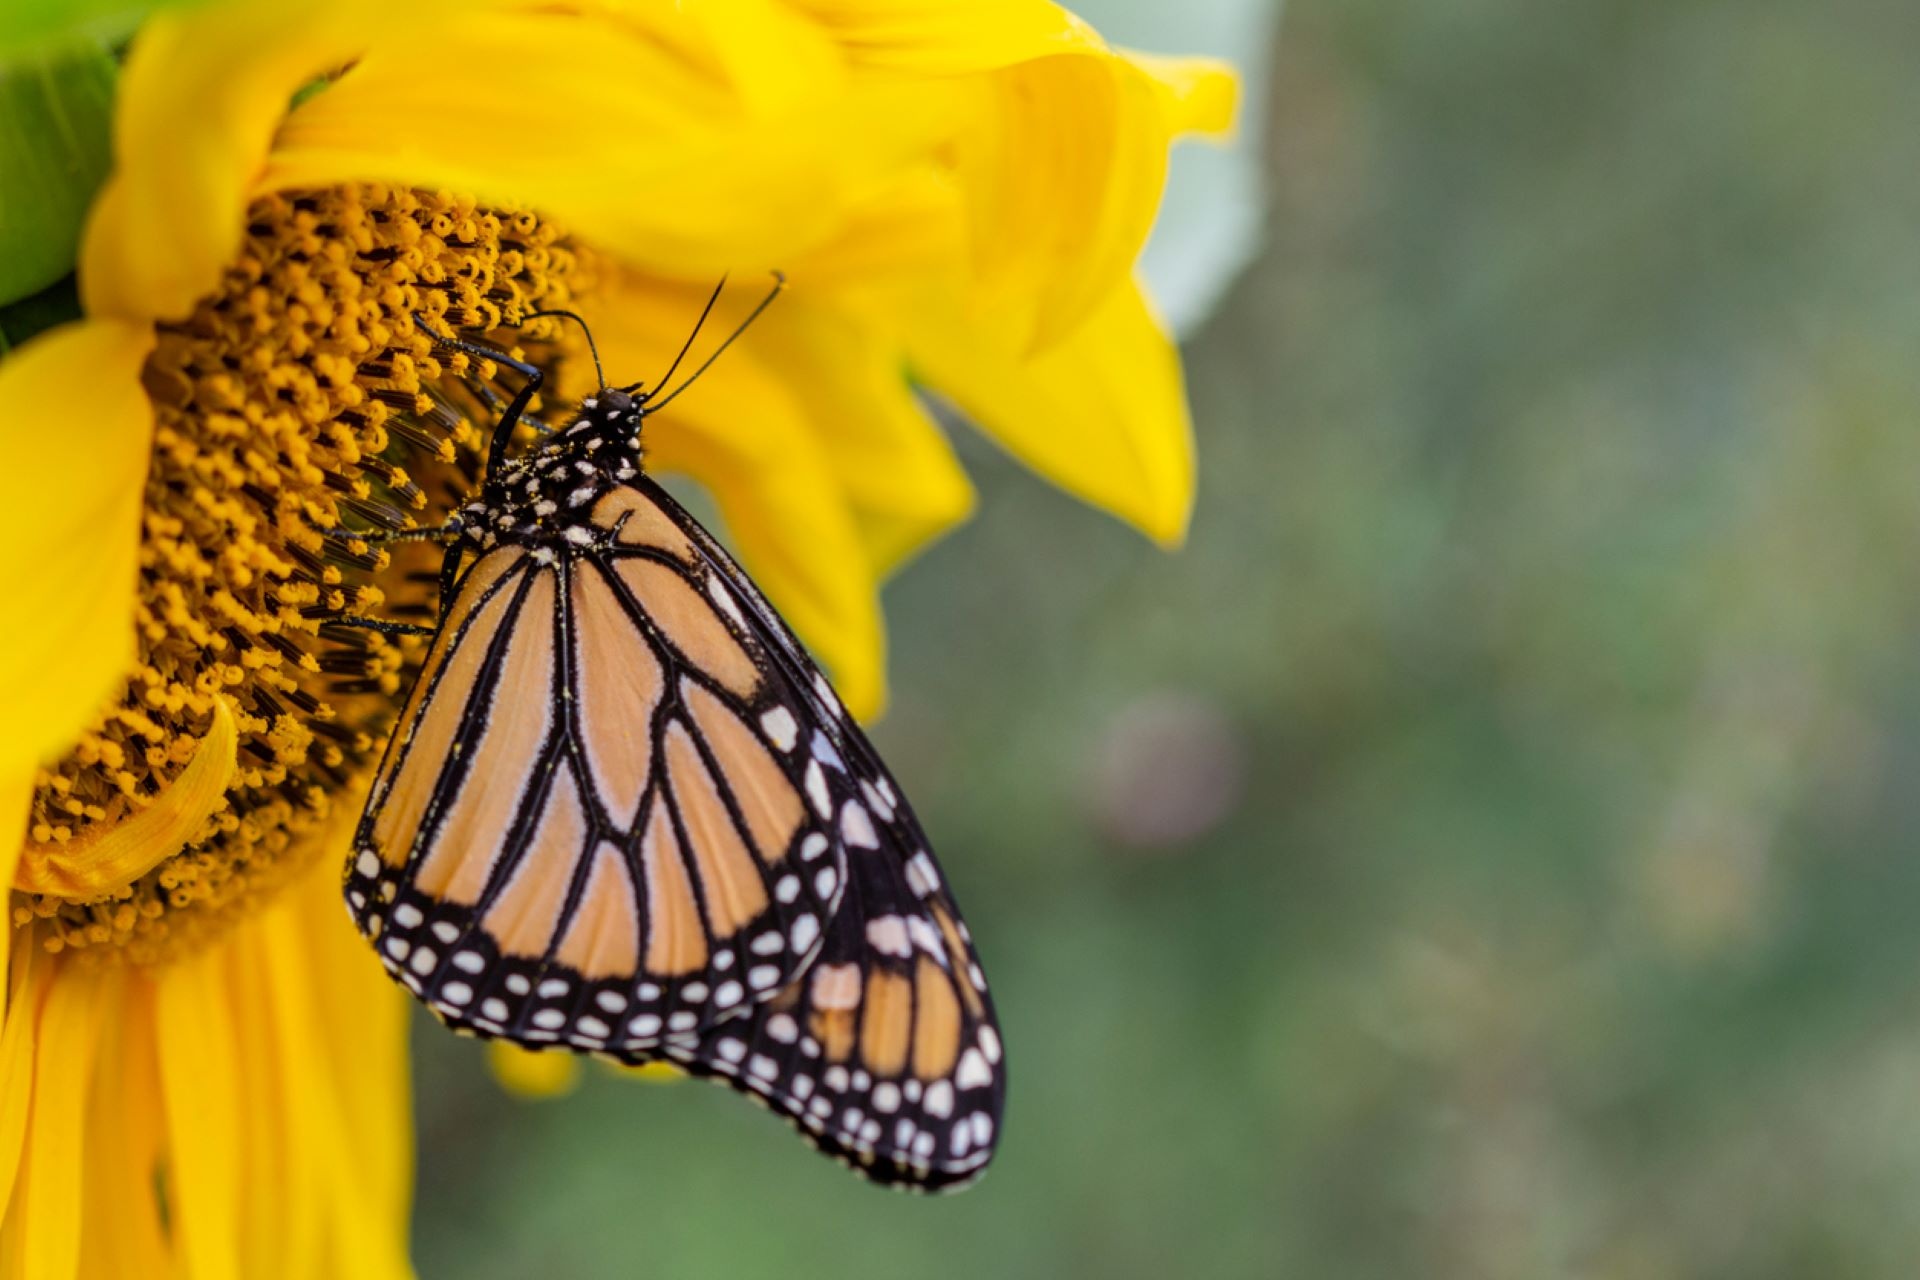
<box><xmin>19</xmin><ymin>184</ymin><xmax>594</xmax><ymax>964</ymax></box>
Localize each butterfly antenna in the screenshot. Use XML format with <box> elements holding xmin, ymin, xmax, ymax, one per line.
<box><xmin>520</xmin><ymin>308</ymin><xmax>606</xmax><ymax>388</ymax></box>
<box><xmin>650</xmin><ymin>272</ymin><xmax>787</xmax><ymax>411</ymax></box>
<box><xmin>643</xmin><ymin>276</ymin><xmax>729</xmax><ymax>399</ymax></box>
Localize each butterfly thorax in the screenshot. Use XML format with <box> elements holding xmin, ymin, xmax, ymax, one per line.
<box><xmin>456</xmin><ymin>389</ymin><xmax>649</xmax><ymax>552</ymax></box>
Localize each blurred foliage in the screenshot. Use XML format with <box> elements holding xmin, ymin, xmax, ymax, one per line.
<box><xmin>412</xmin><ymin>2</ymin><xmax>1920</xmax><ymax>1276</ymax></box>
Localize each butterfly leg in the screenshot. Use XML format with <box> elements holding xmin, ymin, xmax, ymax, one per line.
<box><xmin>319</xmin><ymin>527</ymin><xmax>471</xmax><ymax>639</ymax></box>
<box><xmin>466</xmin><ymin>375</ymin><xmax>555</xmax><ymax>440</ymax></box>
<box><xmin>309</xmin><ymin>522</ymin><xmax>464</xmax><ymax>547</ymax></box>
<box><xmin>321</xmin><ymin>616</ymin><xmax>437</xmax><ymax>639</ymax></box>
<box><xmin>412</xmin><ymin>313</ymin><xmax>545</xmax><ymax>475</ymax></box>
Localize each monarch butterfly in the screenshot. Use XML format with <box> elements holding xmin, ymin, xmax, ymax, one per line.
<box><xmin>342</xmin><ymin>283</ymin><xmax>1005</xmax><ymax>1190</ymax></box>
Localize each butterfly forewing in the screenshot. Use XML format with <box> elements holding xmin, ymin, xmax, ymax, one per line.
<box><xmin>345</xmin><ymin>486</ymin><xmax>857</xmax><ymax>1053</ymax></box>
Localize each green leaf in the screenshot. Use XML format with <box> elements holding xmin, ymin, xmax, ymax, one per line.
<box><xmin>0</xmin><ymin>41</ymin><xmax>116</xmax><ymax>307</ymax></box>
<box><xmin>0</xmin><ymin>1</ymin><xmax>177</xmax><ymax>61</ymax></box>
<box><xmin>0</xmin><ymin>273</ymin><xmax>82</xmax><ymax>354</ymax></box>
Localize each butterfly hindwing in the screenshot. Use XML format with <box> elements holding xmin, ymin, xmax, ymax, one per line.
<box><xmin>622</xmin><ymin>481</ymin><xmax>1007</xmax><ymax>1188</ymax></box>
<box><xmin>652</xmin><ymin>806</ymin><xmax>1006</xmax><ymax>1190</ymax></box>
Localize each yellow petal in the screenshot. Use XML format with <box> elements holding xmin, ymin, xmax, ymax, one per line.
<box><xmin>78</xmin><ymin>980</ymin><xmax>168</xmax><ymax>1280</ymax></box>
<box><xmin>643</xmin><ymin>0</ymin><xmax>846</xmax><ymax>115</ymax></box>
<box><xmin>0</xmin><ymin>940</ymin><xmax>38</xmax><ymax>1228</ymax></box>
<box><xmin>224</xmin><ymin>923</ymin><xmax>294</xmax><ymax>1276</ymax></box>
<box><xmin>15</xmin><ymin>696</ymin><xmax>237</xmax><ymax>898</ymax></box>
<box><xmin>257</xmin><ymin>867</ymin><xmax>411</xmax><ymax>1280</ymax></box>
<box><xmin>953</xmin><ymin>52</ymin><xmax>1171</xmax><ymax>352</ymax></box>
<box><xmin>288</xmin><ymin>842</ymin><xmax>412</xmax><ymax>1249</ymax></box>
<box><xmin>792</xmin><ymin>2</ymin><xmax>1201</xmax><ymax>348</ymax></box>
<box><xmin>788</xmin><ymin>166</ymin><xmax>966</xmax><ymax>287</ymax></box>
<box><xmin>1124</xmin><ymin>51</ymin><xmax>1240</xmax><ymax>138</ymax></box>
<box><xmin>0</xmin><ymin>320</ymin><xmax>152</xmax><ymax>776</ymax></box>
<box><xmin>156</xmin><ymin>945</ymin><xmax>244</xmax><ymax>1280</ymax></box>
<box><xmin>0</xmin><ymin>773</ymin><xmax>26</xmax><ymax>997</ymax></box>
<box><xmin>487</xmin><ymin>1043</ymin><xmax>580</xmax><ymax>1100</ymax></box>
<box><xmin>793</xmin><ymin>1</ymin><xmax>1237</xmax><ymax>136</ymax></box>
<box><xmin>263</xmin><ymin>9</ymin><xmax>959</xmax><ymax>281</ymax></box>
<box><xmin>81</xmin><ymin>0</ymin><xmax>434</xmax><ymax>322</ymax></box>
<box><xmin>900</xmin><ymin>277</ymin><xmax>1194</xmax><ymax>546</ymax></box>
<box><xmin>611</xmin><ymin>1061</ymin><xmax>686</xmax><ymax>1084</ymax></box>
<box><xmin>9</xmin><ymin>962</ymin><xmax>109</xmax><ymax>1280</ymax></box>
<box><xmin>788</xmin><ymin>0</ymin><xmax>1110</xmax><ymax>71</ymax></box>
<box><xmin>750</xmin><ymin>297</ymin><xmax>973</xmax><ymax>576</ymax></box>
<box><xmin>587</xmin><ymin>278</ymin><xmax>889</xmax><ymax>718</ymax></box>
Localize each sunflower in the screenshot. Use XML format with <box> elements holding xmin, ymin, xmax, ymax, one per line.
<box><xmin>0</xmin><ymin>0</ymin><xmax>1233</xmax><ymax>1272</ymax></box>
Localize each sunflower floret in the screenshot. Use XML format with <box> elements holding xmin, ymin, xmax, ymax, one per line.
<box><xmin>22</xmin><ymin>184</ymin><xmax>592</xmax><ymax>964</ymax></box>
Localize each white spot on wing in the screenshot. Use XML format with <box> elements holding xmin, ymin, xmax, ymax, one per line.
<box><xmin>760</xmin><ymin>706</ymin><xmax>798</xmax><ymax>752</ymax></box>
<box><xmin>804</xmin><ymin>760</ymin><xmax>831</xmax><ymax>818</ymax></box>
<box><xmin>905</xmin><ymin>851</ymin><xmax>940</xmax><ymax>897</ymax></box>
<box><xmin>708</xmin><ymin>578</ymin><xmax>747</xmax><ymax>629</ymax></box>
<box><xmin>810</xmin><ymin>730</ymin><xmax>845</xmax><ymax>771</ymax></box>
<box><xmin>955</xmin><ymin>1048</ymin><xmax>993</xmax><ymax>1090</ymax></box>
<box><xmin>906</xmin><ymin>917</ymin><xmax>943</xmax><ymax>957</ymax></box>
<box><xmin>860</xmin><ymin>777</ymin><xmax>896</xmax><ymax>821</ymax></box>
<box><xmin>812</xmin><ymin>672</ymin><xmax>841</xmax><ymax>716</ymax></box>
<box><xmin>865</xmin><ymin>916</ymin><xmax>911</xmax><ymax>958</ymax></box>
<box><xmin>840</xmin><ymin>801</ymin><xmax>877</xmax><ymax>849</ymax></box>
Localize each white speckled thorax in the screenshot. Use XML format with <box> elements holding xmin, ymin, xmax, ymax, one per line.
<box><xmin>458</xmin><ymin>389</ymin><xmax>646</xmax><ymax>551</ymax></box>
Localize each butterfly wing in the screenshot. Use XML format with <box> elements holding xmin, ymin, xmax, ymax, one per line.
<box><xmin>620</xmin><ymin>481</ymin><xmax>1007</xmax><ymax>1189</ymax></box>
<box><xmin>345</xmin><ymin>486</ymin><xmax>859</xmax><ymax>1050</ymax></box>
<box><xmin>348</xmin><ymin>477</ymin><xmax>1006</xmax><ymax>1187</ymax></box>
<box><xmin>651</xmin><ymin>801</ymin><xmax>1006</xmax><ymax>1190</ymax></box>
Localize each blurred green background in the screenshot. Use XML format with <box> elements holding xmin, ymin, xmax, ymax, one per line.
<box><xmin>414</xmin><ymin>2</ymin><xmax>1920</xmax><ymax>1276</ymax></box>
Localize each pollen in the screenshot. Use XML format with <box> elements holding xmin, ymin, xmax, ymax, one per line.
<box><xmin>20</xmin><ymin>185</ymin><xmax>594</xmax><ymax>964</ymax></box>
